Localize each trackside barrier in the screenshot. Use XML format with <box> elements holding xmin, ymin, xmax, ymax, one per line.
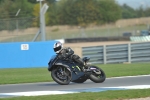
<box><xmin>82</xmin><ymin>42</ymin><xmax>150</xmax><ymax>64</ymax></box>
<box><xmin>0</xmin><ymin>41</ymin><xmax>56</xmax><ymax>68</ymax></box>
<box><xmin>130</xmin><ymin>36</ymin><xmax>150</xmax><ymax>42</ymax></box>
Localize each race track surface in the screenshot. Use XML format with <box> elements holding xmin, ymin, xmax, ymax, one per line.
<box><xmin>0</xmin><ymin>75</ymin><xmax>150</xmax><ymax>98</ymax></box>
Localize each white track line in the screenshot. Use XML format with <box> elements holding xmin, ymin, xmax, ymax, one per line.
<box><xmin>107</xmin><ymin>74</ymin><xmax>150</xmax><ymax>79</ymax></box>
<box><xmin>0</xmin><ymin>91</ymin><xmax>78</xmax><ymax>96</ymax></box>
<box><xmin>1</xmin><ymin>85</ymin><xmax>150</xmax><ymax>97</ymax></box>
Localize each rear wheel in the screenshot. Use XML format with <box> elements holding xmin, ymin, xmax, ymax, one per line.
<box><xmin>51</xmin><ymin>66</ymin><xmax>71</xmax><ymax>85</ymax></box>
<box><xmin>89</xmin><ymin>66</ymin><xmax>106</xmax><ymax>83</ymax></box>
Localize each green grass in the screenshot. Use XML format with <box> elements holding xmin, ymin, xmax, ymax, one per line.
<box><xmin>96</xmin><ymin>63</ymin><xmax>150</xmax><ymax>77</ymax></box>
<box><xmin>0</xmin><ymin>63</ymin><xmax>150</xmax><ymax>85</ymax></box>
<box><xmin>0</xmin><ymin>68</ymin><xmax>51</xmax><ymax>84</ymax></box>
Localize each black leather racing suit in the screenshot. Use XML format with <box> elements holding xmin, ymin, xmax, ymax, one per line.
<box><xmin>57</xmin><ymin>47</ymin><xmax>85</xmax><ymax>69</ymax></box>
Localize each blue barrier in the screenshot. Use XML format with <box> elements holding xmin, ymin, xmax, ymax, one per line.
<box><xmin>0</xmin><ymin>41</ymin><xmax>56</xmax><ymax>68</ymax></box>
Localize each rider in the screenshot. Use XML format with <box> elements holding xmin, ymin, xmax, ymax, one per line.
<box><xmin>53</xmin><ymin>41</ymin><xmax>89</xmax><ymax>71</ymax></box>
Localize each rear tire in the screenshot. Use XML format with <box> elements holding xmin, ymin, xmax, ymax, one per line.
<box><xmin>51</xmin><ymin>66</ymin><xmax>71</xmax><ymax>85</ymax></box>
<box><xmin>89</xmin><ymin>66</ymin><xmax>106</xmax><ymax>83</ymax></box>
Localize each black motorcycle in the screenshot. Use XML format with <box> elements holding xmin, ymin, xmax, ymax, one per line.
<box><xmin>48</xmin><ymin>54</ymin><xmax>106</xmax><ymax>85</ymax></box>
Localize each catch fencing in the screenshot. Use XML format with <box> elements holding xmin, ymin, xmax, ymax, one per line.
<box><xmin>82</xmin><ymin>42</ymin><xmax>150</xmax><ymax>64</ymax></box>
<box><xmin>1</xmin><ymin>17</ymin><xmax>150</xmax><ymax>43</ymax></box>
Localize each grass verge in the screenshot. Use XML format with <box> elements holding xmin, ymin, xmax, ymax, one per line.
<box><xmin>0</xmin><ymin>63</ymin><xmax>150</xmax><ymax>85</ymax></box>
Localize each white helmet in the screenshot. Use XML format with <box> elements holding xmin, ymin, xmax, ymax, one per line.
<box><xmin>53</xmin><ymin>42</ymin><xmax>63</xmax><ymax>53</ymax></box>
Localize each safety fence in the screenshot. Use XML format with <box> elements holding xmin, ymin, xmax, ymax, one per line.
<box><xmin>1</xmin><ymin>17</ymin><xmax>150</xmax><ymax>43</ymax></box>
<box><xmin>130</xmin><ymin>36</ymin><xmax>150</xmax><ymax>42</ymax></box>
<box><xmin>82</xmin><ymin>42</ymin><xmax>150</xmax><ymax>64</ymax></box>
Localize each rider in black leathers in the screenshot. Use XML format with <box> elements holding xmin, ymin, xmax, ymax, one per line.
<box><xmin>53</xmin><ymin>42</ymin><xmax>87</xmax><ymax>71</ymax></box>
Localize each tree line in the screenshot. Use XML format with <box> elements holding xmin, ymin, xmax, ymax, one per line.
<box><xmin>121</xmin><ymin>4</ymin><xmax>150</xmax><ymax>19</ymax></box>
<box><xmin>0</xmin><ymin>0</ymin><xmax>150</xmax><ymax>30</ymax></box>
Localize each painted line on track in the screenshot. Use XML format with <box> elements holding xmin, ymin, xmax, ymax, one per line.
<box><xmin>0</xmin><ymin>85</ymin><xmax>150</xmax><ymax>98</ymax></box>
<box><xmin>107</xmin><ymin>74</ymin><xmax>150</xmax><ymax>79</ymax></box>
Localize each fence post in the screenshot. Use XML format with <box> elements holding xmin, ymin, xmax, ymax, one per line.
<box><xmin>128</xmin><ymin>43</ymin><xmax>131</xmax><ymax>63</ymax></box>
<box><xmin>103</xmin><ymin>45</ymin><xmax>107</xmax><ymax>64</ymax></box>
<box><xmin>32</xmin><ymin>3</ymin><xmax>49</xmax><ymax>41</ymax></box>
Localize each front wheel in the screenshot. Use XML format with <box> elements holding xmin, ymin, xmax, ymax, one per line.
<box><xmin>89</xmin><ymin>66</ymin><xmax>106</xmax><ymax>83</ymax></box>
<box><xmin>51</xmin><ymin>66</ymin><xmax>71</xmax><ymax>85</ymax></box>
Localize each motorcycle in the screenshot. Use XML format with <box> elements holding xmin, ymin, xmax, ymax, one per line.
<box><xmin>48</xmin><ymin>54</ymin><xmax>106</xmax><ymax>85</ymax></box>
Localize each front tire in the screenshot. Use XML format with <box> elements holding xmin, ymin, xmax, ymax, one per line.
<box><xmin>89</xmin><ymin>66</ymin><xmax>106</xmax><ymax>83</ymax></box>
<box><xmin>51</xmin><ymin>66</ymin><xmax>71</xmax><ymax>85</ymax></box>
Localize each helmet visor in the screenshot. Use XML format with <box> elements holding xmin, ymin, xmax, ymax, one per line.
<box><xmin>54</xmin><ymin>46</ymin><xmax>61</xmax><ymax>52</ymax></box>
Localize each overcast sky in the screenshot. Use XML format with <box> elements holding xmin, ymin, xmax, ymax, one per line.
<box><xmin>116</xmin><ymin>0</ymin><xmax>150</xmax><ymax>9</ymax></box>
